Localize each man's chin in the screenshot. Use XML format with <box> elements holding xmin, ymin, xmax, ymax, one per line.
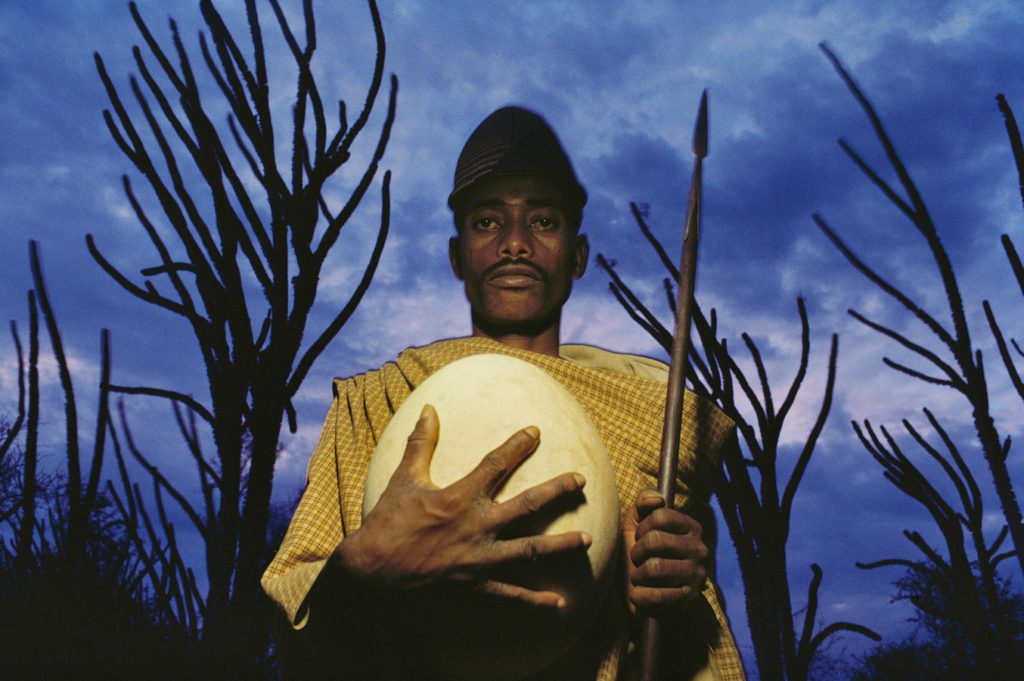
<box><xmin>472</xmin><ymin>310</ymin><xmax>559</xmax><ymax>338</ymax></box>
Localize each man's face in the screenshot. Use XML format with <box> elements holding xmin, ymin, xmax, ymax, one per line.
<box><xmin>449</xmin><ymin>175</ymin><xmax>588</xmax><ymax>336</ymax></box>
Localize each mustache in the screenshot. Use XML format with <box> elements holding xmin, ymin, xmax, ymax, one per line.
<box><xmin>482</xmin><ymin>259</ymin><xmax>547</xmax><ymax>280</ymax></box>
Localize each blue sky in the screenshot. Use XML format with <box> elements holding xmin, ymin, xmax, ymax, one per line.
<box><xmin>3</xmin><ymin>0</ymin><xmax>1024</xmax><ymax>673</ymax></box>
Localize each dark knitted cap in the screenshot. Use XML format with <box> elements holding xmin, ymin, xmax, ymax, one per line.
<box><xmin>448</xmin><ymin>106</ymin><xmax>587</xmax><ymax>210</ymax></box>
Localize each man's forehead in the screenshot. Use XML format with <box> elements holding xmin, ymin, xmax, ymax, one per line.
<box><xmin>461</xmin><ymin>175</ymin><xmax>572</xmax><ymax>210</ymax></box>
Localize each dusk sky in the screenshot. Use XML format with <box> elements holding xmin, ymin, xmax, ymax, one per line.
<box><xmin>3</xmin><ymin>0</ymin><xmax>1024</xmax><ymax>674</ymax></box>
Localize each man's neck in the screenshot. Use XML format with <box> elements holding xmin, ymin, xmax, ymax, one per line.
<box><xmin>470</xmin><ymin>320</ymin><xmax>561</xmax><ymax>357</ymax></box>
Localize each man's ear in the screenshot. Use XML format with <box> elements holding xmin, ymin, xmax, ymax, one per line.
<box><xmin>449</xmin><ymin>236</ymin><xmax>464</xmax><ymax>280</ymax></box>
<box><xmin>573</xmin><ymin>233</ymin><xmax>589</xmax><ymax>279</ymax></box>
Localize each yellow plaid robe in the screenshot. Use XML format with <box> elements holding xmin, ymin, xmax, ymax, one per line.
<box><xmin>263</xmin><ymin>337</ymin><xmax>746</xmax><ymax>681</ymax></box>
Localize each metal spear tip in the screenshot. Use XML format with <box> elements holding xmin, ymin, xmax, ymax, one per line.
<box><xmin>692</xmin><ymin>89</ymin><xmax>708</xmax><ymax>159</ymax></box>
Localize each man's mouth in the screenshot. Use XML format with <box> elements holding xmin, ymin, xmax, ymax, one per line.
<box><xmin>487</xmin><ymin>264</ymin><xmax>543</xmax><ymax>288</ymax></box>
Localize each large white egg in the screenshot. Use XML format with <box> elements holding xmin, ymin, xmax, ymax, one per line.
<box><xmin>362</xmin><ymin>354</ymin><xmax>620</xmax><ymax>681</ymax></box>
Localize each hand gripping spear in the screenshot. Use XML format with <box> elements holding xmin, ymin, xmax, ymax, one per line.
<box><xmin>638</xmin><ymin>90</ymin><xmax>709</xmax><ymax>681</ymax></box>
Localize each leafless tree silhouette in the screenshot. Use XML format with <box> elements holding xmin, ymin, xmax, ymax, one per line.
<box><xmin>814</xmin><ymin>43</ymin><xmax>1023</xmax><ymax>675</ymax></box>
<box><xmin>814</xmin><ymin>44</ymin><xmax>1022</xmax><ymax>580</ymax></box>
<box><xmin>853</xmin><ymin>415</ymin><xmax>1016</xmax><ymax>676</ymax></box>
<box><xmin>2</xmin><ymin>241</ymin><xmax>211</xmax><ymax>678</ymax></box>
<box><xmin>1</xmin><ymin>242</ymin><xmax>115</xmax><ymax>572</ymax></box>
<box><xmin>989</xmin><ymin>93</ymin><xmax>1024</xmax><ymax>438</ymax></box>
<box><xmin>88</xmin><ymin>0</ymin><xmax>396</xmax><ymax>648</ymax></box>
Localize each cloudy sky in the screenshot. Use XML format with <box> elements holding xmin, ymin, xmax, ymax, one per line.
<box><xmin>3</xmin><ymin>0</ymin><xmax>1024</xmax><ymax>674</ymax></box>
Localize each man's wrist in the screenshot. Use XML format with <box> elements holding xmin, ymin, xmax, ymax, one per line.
<box><xmin>329</xmin><ymin>533</ymin><xmax>368</xmax><ymax>580</ymax></box>
<box><xmin>629</xmin><ymin>589</ymin><xmax>711</xmax><ymax>633</ymax></box>
<box><xmin>320</xmin><ymin>535</ymin><xmax>393</xmax><ymax>601</ymax></box>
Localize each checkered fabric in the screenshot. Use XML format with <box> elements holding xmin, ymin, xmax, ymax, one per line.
<box><xmin>262</xmin><ymin>337</ymin><xmax>746</xmax><ymax>681</ymax></box>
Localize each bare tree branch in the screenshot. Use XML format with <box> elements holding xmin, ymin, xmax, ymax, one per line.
<box><xmin>0</xmin><ymin>321</ymin><xmax>26</xmax><ymax>466</ymax></box>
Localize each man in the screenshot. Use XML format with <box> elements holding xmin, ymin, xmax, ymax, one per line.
<box><xmin>263</xmin><ymin>107</ymin><xmax>745</xmax><ymax>680</ymax></box>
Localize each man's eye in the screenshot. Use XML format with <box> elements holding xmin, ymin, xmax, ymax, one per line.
<box><xmin>532</xmin><ymin>217</ymin><xmax>557</xmax><ymax>230</ymax></box>
<box><xmin>474</xmin><ymin>217</ymin><xmax>500</xmax><ymax>231</ymax></box>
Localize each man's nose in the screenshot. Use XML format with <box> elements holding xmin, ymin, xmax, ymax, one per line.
<box><xmin>498</xmin><ymin>220</ymin><xmax>532</xmax><ymax>258</ymax></box>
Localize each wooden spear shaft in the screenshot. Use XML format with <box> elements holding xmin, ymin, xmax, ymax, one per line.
<box><xmin>638</xmin><ymin>89</ymin><xmax>708</xmax><ymax>681</ymax></box>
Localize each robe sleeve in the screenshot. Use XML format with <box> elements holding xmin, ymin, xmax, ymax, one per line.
<box><xmin>261</xmin><ymin>392</ymin><xmax>349</xmax><ymax>628</ymax></box>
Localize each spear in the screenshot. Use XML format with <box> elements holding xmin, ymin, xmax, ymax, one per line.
<box><xmin>639</xmin><ymin>89</ymin><xmax>708</xmax><ymax>681</ymax></box>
